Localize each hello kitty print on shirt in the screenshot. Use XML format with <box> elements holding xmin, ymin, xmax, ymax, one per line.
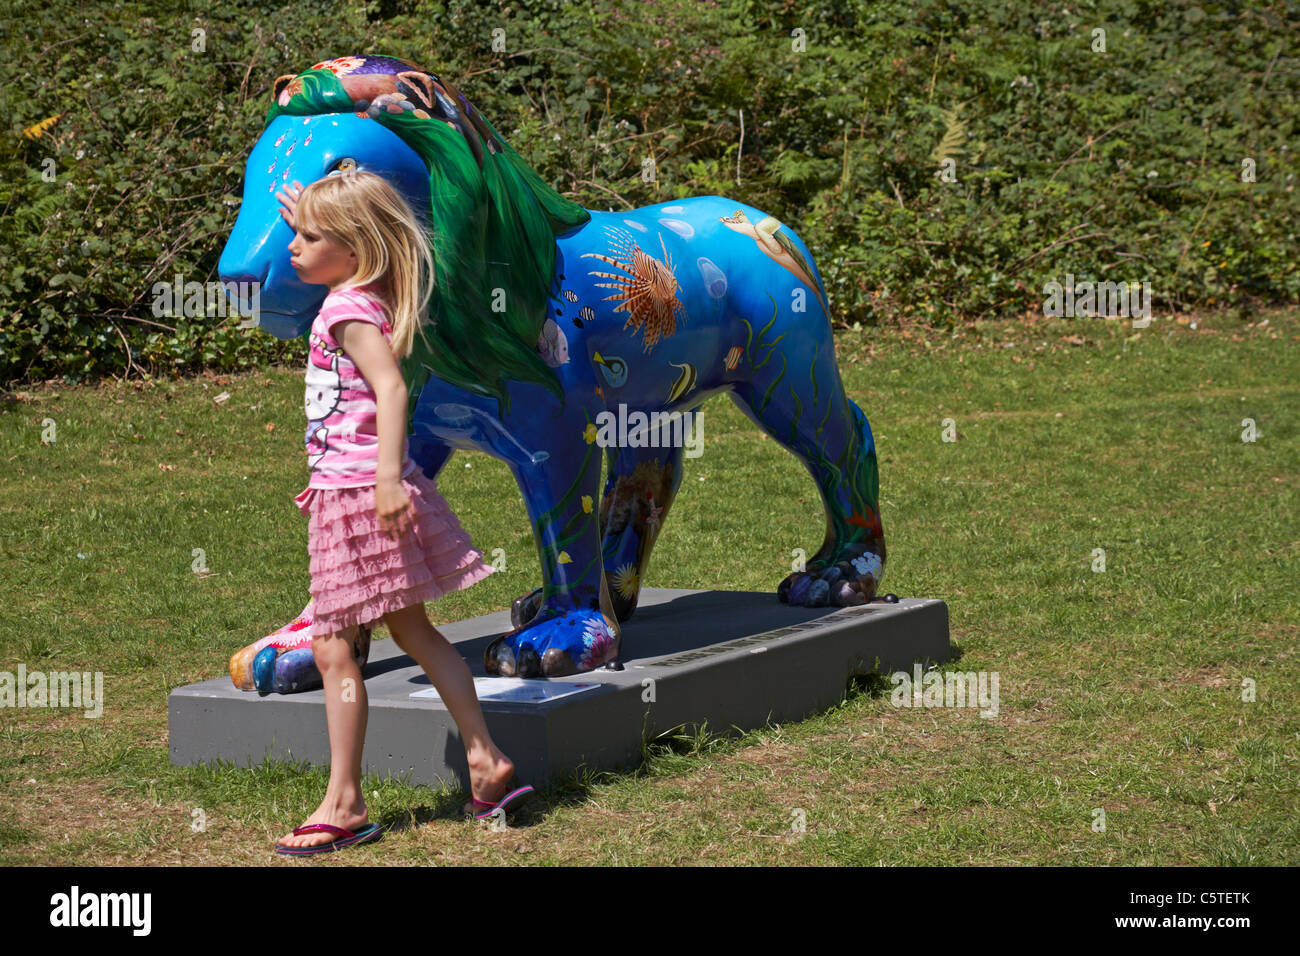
<box><xmin>303</xmin><ymin>283</ymin><xmax>417</xmax><ymax>489</ymax></box>
<box><xmin>304</xmin><ymin>329</ymin><xmax>342</xmax><ymax>471</ymax></box>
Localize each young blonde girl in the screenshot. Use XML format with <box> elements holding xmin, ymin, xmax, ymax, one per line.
<box><xmin>272</xmin><ymin>169</ymin><xmax>531</xmax><ymax>854</ymax></box>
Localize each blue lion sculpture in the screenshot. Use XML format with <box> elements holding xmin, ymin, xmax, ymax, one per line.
<box><xmin>219</xmin><ymin>55</ymin><xmax>886</xmax><ymax>685</ymax></box>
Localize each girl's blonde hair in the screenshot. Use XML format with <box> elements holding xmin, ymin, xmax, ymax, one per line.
<box><xmin>294</xmin><ymin>169</ymin><xmax>434</xmax><ymax>360</ymax></box>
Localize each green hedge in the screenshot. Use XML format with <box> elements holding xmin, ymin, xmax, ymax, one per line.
<box><xmin>3</xmin><ymin>0</ymin><xmax>1296</xmax><ymax>384</ymax></box>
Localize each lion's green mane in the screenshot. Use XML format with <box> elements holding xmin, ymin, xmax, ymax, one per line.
<box><xmin>264</xmin><ymin>68</ymin><xmax>591</xmax><ymax>418</ymax></box>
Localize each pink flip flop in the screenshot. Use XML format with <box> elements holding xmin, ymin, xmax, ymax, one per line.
<box><xmin>275</xmin><ymin>822</ymin><xmax>383</xmax><ymax>855</ymax></box>
<box><xmin>463</xmin><ymin>785</ymin><xmax>535</xmax><ymax>821</ymax></box>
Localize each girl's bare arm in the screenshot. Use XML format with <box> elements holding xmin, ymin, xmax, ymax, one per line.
<box><xmin>335</xmin><ymin>319</ymin><xmax>415</xmax><ymax>536</ymax></box>
<box><xmin>335</xmin><ymin>319</ymin><xmax>406</xmax><ymax>480</ymax></box>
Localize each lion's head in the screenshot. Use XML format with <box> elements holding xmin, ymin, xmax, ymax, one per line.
<box><xmin>218</xmin><ymin>55</ymin><xmax>590</xmax><ymax>416</ymax></box>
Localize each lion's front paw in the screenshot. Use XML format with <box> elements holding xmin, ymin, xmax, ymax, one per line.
<box><xmin>485</xmin><ymin>608</ymin><xmax>619</xmax><ymax>678</ymax></box>
<box><xmin>509</xmin><ymin>587</ymin><xmax>544</xmax><ymax>629</ymax></box>
<box><xmin>252</xmin><ymin>646</ymin><xmax>321</xmax><ymax>694</ymax></box>
<box><xmin>228</xmin><ymin>615</ymin><xmax>371</xmax><ymax>694</ymax></box>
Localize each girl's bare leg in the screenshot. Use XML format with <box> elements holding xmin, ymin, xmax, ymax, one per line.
<box><xmin>383</xmin><ymin>603</ymin><xmax>516</xmax><ymax>800</ymax></box>
<box><xmin>277</xmin><ymin>628</ymin><xmax>371</xmax><ymax>849</ymax></box>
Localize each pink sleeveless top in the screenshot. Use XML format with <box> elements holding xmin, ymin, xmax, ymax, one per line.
<box><xmin>303</xmin><ymin>282</ymin><xmax>417</xmax><ymax>489</ymax></box>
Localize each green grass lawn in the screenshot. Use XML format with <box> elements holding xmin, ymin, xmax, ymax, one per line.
<box><xmin>0</xmin><ymin>309</ymin><xmax>1296</xmax><ymax>865</ymax></box>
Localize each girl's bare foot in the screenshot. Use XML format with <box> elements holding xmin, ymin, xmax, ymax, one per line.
<box><xmin>277</xmin><ymin>793</ymin><xmax>369</xmax><ymax>850</ymax></box>
<box><xmin>467</xmin><ymin>747</ymin><xmax>516</xmax><ymax>805</ymax></box>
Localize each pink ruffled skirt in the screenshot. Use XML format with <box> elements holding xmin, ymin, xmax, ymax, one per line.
<box><xmin>295</xmin><ymin>469</ymin><xmax>495</xmax><ymax>638</ymax></box>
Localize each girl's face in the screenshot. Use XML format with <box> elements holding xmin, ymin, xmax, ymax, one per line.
<box><xmin>288</xmin><ymin>224</ymin><xmax>358</xmax><ymax>292</ymax></box>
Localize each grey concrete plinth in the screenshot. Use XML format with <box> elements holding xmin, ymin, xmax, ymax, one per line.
<box><xmin>168</xmin><ymin>588</ymin><xmax>950</xmax><ymax>791</ymax></box>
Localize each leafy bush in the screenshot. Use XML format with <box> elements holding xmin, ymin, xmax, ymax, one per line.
<box><xmin>3</xmin><ymin>0</ymin><xmax>1296</xmax><ymax>385</ymax></box>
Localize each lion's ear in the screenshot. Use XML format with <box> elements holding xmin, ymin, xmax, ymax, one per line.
<box><xmin>396</xmin><ymin>71</ymin><xmax>437</xmax><ymax>113</ymax></box>
<box><xmin>272</xmin><ymin>74</ymin><xmax>297</xmax><ymax>103</ymax></box>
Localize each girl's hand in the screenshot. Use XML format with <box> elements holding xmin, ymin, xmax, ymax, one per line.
<box><xmin>375</xmin><ymin>478</ymin><xmax>417</xmax><ymax>540</ymax></box>
<box><xmin>276</xmin><ymin>180</ymin><xmax>304</xmax><ymax>229</ymax></box>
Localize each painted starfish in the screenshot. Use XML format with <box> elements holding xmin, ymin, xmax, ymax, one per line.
<box><xmin>846</xmin><ymin>504</ymin><xmax>882</xmax><ymax>537</ymax></box>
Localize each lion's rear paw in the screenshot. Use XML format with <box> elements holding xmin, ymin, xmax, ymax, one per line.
<box><xmin>778</xmin><ymin>552</ymin><xmax>883</xmax><ymax>608</ymax></box>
